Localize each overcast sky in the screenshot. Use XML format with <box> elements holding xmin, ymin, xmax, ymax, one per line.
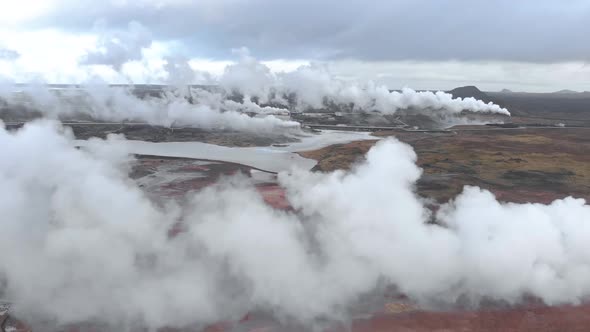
<box><xmin>1</xmin><ymin>0</ymin><xmax>589</xmax><ymax>92</ymax></box>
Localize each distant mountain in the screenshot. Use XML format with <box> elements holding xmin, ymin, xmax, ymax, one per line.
<box><xmin>448</xmin><ymin>86</ymin><xmax>494</xmax><ymax>103</ymax></box>
<box><xmin>500</xmin><ymin>89</ymin><xmax>513</xmax><ymax>93</ymax></box>
<box><xmin>553</xmin><ymin>89</ymin><xmax>579</xmax><ymax>94</ymax></box>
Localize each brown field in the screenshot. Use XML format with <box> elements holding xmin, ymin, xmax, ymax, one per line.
<box><xmin>19</xmin><ymin>303</ymin><xmax>590</xmax><ymax>332</ymax></box>
<box><xmin>300</xmin><ymin>127</ymin><xmax>590</xmax><ymax>204</ymax></box>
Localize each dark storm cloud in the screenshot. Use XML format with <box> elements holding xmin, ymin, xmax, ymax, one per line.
<box><xmin>30</xmin><ymin>0</ymin><xmax>590</xmax><ymax>62</ymax></box>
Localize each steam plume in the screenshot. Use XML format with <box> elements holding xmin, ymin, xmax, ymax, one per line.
<box><xmin>81</xmin><ymin>21</ymin><xmax>152</xmax><ymax>70</ymax></box>
<box><xmin>0</xmin><ymin>47</ymin><xmax>20</xmax><ymax>61</ymax></box>
<box><xmin>0</xmin><ymin>81</ymin><xmax>300</xmax><ymax>133</ymax></box>
<box><xmin>1</xmin><ymin>121</ymin><xmax>587</xmax><ymax>330</ymax></box>
<box><xmin>219</xmin><ymin>49</ymin><xmax>510</xmax><ymax>116</ymax></box>
<box><xmin>1</xmin><ymin>43</ymin><xmax>509</xmax><ymax>131</ymax></box>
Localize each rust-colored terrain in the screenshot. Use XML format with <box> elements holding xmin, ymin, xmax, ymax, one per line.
<box><xmin>130</xmin><ymin>156</ymin><xmax>290</xmax><ymax>209</ymax></box>
<box><xmin>12</xmin><ymin>303</ymin><xmax>590</xmax><ymax>332</ymax></box>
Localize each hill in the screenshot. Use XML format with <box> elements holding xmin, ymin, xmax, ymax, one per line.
<box><xmin>553</xmin><ymin>89</ymin><xmax>579</xmax><ymax>94</ymax></box>
<box><xmin>448</xmin><ymin>86</ymin><xmax>495</xmax><ymax>104</ymax></box>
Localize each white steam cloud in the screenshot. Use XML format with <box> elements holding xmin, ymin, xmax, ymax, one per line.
<box><xmin>219</xmin><ymin>48</ymin><xmax>510</xmax><ymax>116</ymax></box>
<box><xmin>1</xmin><ymin>121</ymin><xmax>587</xmax><ymax>330</ymax></box>
<box><xmin>164</xmin><ymin>56</ymin><xmax>213</xmax><ymax>88</ymax></box>
<box><xmin>81</xmin><ymin>21</ymin><xmax>152</xmax><ymax>70</ymax></box>
<box><xmin>1</xmin><ymin>42</ymin><xmax>508</xmax><ymax>132</ymax></box>
<box><xmin>0</xmin><ymin>47</ymin><xmax>20</xmax><ymax>61</ymax></box>
<box><xmin>0</xmin><ymin>81</ymin><xmax>300</xmax><ymax>133</ymax></box>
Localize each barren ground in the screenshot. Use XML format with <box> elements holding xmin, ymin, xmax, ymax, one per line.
<box><xmin>300</xmin><ymin>127</ymin><xmax>590</xmax><ymax>204</ymax></box>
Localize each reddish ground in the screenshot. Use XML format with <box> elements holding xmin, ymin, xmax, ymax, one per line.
<box><xmin>350</xmin><ymin>303</ymin><xmax>590</xmax><ymax>332</ymax></box>
<box><xmin>17</xmin><ymin>303</ymin><xmax>589</xmax><ymax>332</ymax></box>
<box><xmin>256</xmin><ymin>184</ymin><xmax>291</xmax><ymax>210</ymax></box>
<box><xmin>131</xmin><ymin>157</ymin><xmax>290</xmax><ymax>210</ymax></box>
<box><xmin>1</xmin><ymin>313</ymin><xmax>31</xmax><ymax>332</ymax></box>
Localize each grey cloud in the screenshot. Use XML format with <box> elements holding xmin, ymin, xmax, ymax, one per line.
<box><xmin>0</xmin><ymin>47</ymin><xmax>20</xmax><ymax>60</ymax></box>
<box><xmin>80</xmin><ymin>21</ymin><xmax>152</xmax><ymax>70</ymax></box>
<box><xmin>33</xmin><ymin>0</ymin><xmax>590</xmax><ymax>62</ymax></box>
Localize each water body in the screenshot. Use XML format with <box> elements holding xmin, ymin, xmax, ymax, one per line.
<box><xmin>77</xmin><ymin>130</ymin><xmax>375</xmax><ymax>173</ymax></box>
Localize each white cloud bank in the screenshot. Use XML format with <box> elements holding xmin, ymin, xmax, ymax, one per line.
<box><xmin>0</xmin><ymin>120</ymin><xmax>588</xmax><ymax>330</ymax></box>
<box><xmin>0</xmin><ymin>47</ymin><xmax>509</xmax><ymax>133</ymax></box>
